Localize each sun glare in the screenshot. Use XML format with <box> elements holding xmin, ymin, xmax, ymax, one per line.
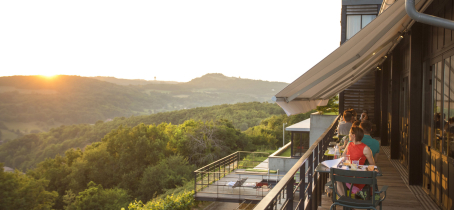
<box><xmin>40</xmin><ymin>74</ymin><xmax>57</xmax><ymax>79</ymax></box>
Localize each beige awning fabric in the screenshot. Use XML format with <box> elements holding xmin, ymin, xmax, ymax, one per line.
<box><xmin>273</xmin><ymin>0</ymin><xmax>431</xmax><ymax>116</ymax></box>
<box><xmin>276</xmin><ymin>99</ymin><xmax>329</xmax><ymax>116</ymax></box>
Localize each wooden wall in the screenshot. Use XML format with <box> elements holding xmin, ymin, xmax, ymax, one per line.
<box><xmin>342</xmin><ymin>71</ymin><xmax>376</xmax><ymax>121</ymax></box>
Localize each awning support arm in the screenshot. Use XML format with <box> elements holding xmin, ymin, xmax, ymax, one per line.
<box><xmin>406</xmin><ymin>0</ymin><xmax>454</xmax><ymax>30</ymax></box>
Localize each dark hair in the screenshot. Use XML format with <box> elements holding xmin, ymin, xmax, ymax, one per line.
<box><xmin>361</xmin><ymin>112</ymin><xmax>369</xmax><ymax>120</ymax></box>
<box><xmin>350</xmin><ymin>126</ymin><xmax>364</xmax><ymax>142</ymax></box>
<box><xmin>360</xmin><ymin>121</ymin><xmax>372</xmax><ymax>133</ymax></box>
<box><xmin>352</xmin><ymin>120</ymin><xmax>361</xmax><ymax>127</ymax></box>
<box><xmin>344</xmin><ymin>111</ymin><xmax>352</xmax><ymax>122</ymax></box>
<box><xmin>351</xmin><ymin>109</ymin><xmax>357</xmax><ymax>120</ymax></box>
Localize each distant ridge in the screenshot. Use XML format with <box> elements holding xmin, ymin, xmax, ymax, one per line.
<box><xmin>92</xmin><ymin>76</ymin><xmax>179</xmax><ymax>86</ymax></box>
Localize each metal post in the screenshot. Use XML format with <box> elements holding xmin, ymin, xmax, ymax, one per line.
<box><xmin>287</xmin><ymin>179</ymin><xmax>294</xmax><ymax>210</ymax></box>
<box><xmin>314</xmin><ymin>146</ymin><xmax>319</xmax><ymax>208</ymax></box>
<box><xmin>308</xmin><ymin>153</ymin><xmax>313</xmax><ymax>210</ymax></box>
<box><xmin>300</xmin><ymin>162</ymin><xmax>306</xmax><ymax>210</ymax></box>
<box><xmin>283</xmin><ymin>123</ymin><xmax>287</xmax><ymax>147</ymax></box>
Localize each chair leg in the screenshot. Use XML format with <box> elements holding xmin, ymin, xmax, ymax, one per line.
<box><xmin>329</xmin><ymin>204</ymin><xmax>335</xmax><ymax>210</ymax></box>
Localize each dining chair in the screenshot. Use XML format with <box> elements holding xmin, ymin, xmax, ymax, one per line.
<box><xmin>329</xmin><ymin>168</ymin><xmax>388</xmax><ymax>210</ymax></box>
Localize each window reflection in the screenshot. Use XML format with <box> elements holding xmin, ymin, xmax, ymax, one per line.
<box><xmin>443</xmin><ymin>58</ymin><xmax>450</xmax><ymax>155</ymax></box>
<box><xmin>434</xmin><ymin>62</ymin><xmax>443</xmax><ymax>152</ymax></box>
<box><xmin>449</xmin><ymin>55</ymin><xmax>454</xmax><ymax>158</ymax></box>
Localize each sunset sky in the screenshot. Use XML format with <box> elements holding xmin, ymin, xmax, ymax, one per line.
<box><xmin>0</xmin><ymin>1</ymin><xmax>341</xmax><ymax>83</ymax></box>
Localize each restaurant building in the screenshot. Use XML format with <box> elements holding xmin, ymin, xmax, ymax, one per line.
<box><xmin>272</xmin><ymin>0</ymin><xmax>454</xmax><ymax>209</ymax></box>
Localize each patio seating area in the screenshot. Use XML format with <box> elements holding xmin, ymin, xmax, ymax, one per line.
<box><xmin>318</xmin><ymin>146</ymin><xmax>430</xmax><ymax>210</ymax></box>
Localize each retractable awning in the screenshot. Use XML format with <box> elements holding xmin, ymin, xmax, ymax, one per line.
<box><xmin>273</xmin><ymin>0</ymin><xmax>432</xmax><ymax>116</ymax></box>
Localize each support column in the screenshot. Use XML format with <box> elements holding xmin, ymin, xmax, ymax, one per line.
<box><xmin>339</xmin><ymin>91</ymin><xmax>345</xmax><ymax>114</ymax></box>
<box><xmin>375</xmin><ymin>70</ymin><xmax>381</xmax><ymax>136</ymax></box>
<box><xmin>408</xmin><ymin>23</ymin><xmax>424</xmax><ymax>185</ymax></box>
<box><xmin>391</xmin><ymin>51</ymin><xmax>401</xmax><ymax>159</ymax></box>
<box><xmin>381</xmin><ymin>58</ymin><xmax>390</xmax><ymax>146</ymax></box>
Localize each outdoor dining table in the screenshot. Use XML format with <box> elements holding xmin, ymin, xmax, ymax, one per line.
<box><xmin>314</xmin><ymin>162</ymin><xmax>383</xmax><ymax>210</ymax></box>
<box><xmin>324</xmin><ymin>148</ymin><xmax>344</xmax><ymax>160</ymax></box>
<box><xmin>315</xmin><ymin>162</ymin><xmax>383</xmax><ymax>176</ymax></box>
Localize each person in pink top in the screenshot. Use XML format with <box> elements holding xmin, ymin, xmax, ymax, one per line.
<box><xmin>337</xmin><ymin>127</ymin><xmax>376</xmax><ymax>197</ymax></box>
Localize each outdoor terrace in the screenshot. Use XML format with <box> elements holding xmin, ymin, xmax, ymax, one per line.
<box><xmin>194</xmin><ymin>115</ymin><xmax>439</xmax><ymax>210</ymax></box>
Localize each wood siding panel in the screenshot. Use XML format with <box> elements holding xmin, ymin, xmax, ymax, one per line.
<box><xmin>343</xmin><ymin>71</ymin><xmax>376</xmax><ymax>121</ymax></box>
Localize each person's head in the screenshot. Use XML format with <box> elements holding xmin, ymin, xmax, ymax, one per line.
<box><xmin>361</xmin><ymin>112</ymin><xmax>369</xmax><ymax>121</ymax></box>
<box><xmin>352</xmin><ymin>120</ymin><xmax>361</xmax><ymax>128</ymax></box>
<box><xmin>360</xmin><ymin>121</ymin><xmax>372</xmax><ymax>135</ymax></box>
<box><xmin>351</xmin><ymin>109</ymin><xmax>357</xmax><ymax>122</ymax></box>
<box><xmin>343</xmin><ymin>111</ymin><xmax>352</xmax><ymax>122</ymax></box>
<box><xmin>349</xmin><ymin>126</ymin><xmax>364</xmax><ymax>143</ymax></box>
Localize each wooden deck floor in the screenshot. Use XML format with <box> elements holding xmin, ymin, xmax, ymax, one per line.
<box><xmin>318</xmin><ymin>149</ymin><xmax>425</xmax><ymax>210</ymax></box>
<box><xmin>194</xmin><ymin>169</ymin><xmax>284</xmax><ymax>203</ymax></box>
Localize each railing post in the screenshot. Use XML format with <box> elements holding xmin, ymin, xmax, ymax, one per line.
<box><xmin>318</xmin><ymin>143</ymin><xmax>323</xmax><ymax>207</ymax></box>
<box><xmin>300</xmin><ymin>162</ymin><xmax>306</xmax><ymax>210</ymax></box>
<box><xmin>308</xmin><ymin>153</ymin><xmax>313</xmax><ymax>210</ymax></box>
<box><xmin>286</xmin><ymin>179</ymin><xmax>294</xmax><ymax>210</ymax></box>
<box><xmin>313</xmin><ymin>146</ymin><xmax>319</xmax><ymax>209</ymax></box>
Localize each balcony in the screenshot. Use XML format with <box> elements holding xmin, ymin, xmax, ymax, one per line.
<box><xmin>193</xmin><ymin>116</ymin><xmax>437</xmax><ymax>209</ymax></box>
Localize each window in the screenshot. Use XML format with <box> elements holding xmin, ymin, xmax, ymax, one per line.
<box><xmin>346</xmin><ymin>15</ymin><xmax>377</xmax><ymax>40</ymax></box>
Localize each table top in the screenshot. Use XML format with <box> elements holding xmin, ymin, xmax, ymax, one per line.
<box><xmin>315</xmin><ymin>162</ymin><xmax>382</xmax><ymax>176</ymax></box>
<box><xmin>324</xmin><ymin>148</ymin><xmax>344</xmax><ymax>156</ymax></box>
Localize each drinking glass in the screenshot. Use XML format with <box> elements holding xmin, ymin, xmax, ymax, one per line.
<box><xmin>351</xmin><ymin>160</ymin><xmax>359</xmax><ymax>170</ymax></box>
<box><xmin>343</xmin><ymin>155</ymin><xmax>351</xmax><ymax>165</ymax></box>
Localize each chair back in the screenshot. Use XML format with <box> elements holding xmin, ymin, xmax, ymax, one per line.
<box><xmin>330</xmin><ymin>168</ymin><xmax>378</xmax><ymax>207</ymax></box>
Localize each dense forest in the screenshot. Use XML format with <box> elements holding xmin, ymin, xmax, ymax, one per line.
<box><xmin>0</xmin><ymin>103</ymin><xmax>316</xmax><ymax>210</ymax></box>
<box><xmin>0</xmin><ymin>102</ymin><xmax>285</xmax><ymax>171</ymax></box>
<box><xmin>0</xmin><ymin>74</ymin><xmax>287</xmax><ymax>138</ymax></box>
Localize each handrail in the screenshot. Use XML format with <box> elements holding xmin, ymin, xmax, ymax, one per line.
<box><xmin>194</xmin><ymin>151</ymin><xmax>270</xmax><ymax>172</ymax></box>
<box><xmin>254</xmin><ymin>115</ymin><xmax>340</xmax><ymax>210</ymax></box>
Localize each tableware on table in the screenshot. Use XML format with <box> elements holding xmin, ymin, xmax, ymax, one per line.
<box><xmin>351</xmin><ymin>160</ymin><xmax>359</xmax><ymax>170</ymax></box>
<box><xmin>343</xmin><ymin>155</ymin><xmax>351</xmax><ymax>166</ymax></box>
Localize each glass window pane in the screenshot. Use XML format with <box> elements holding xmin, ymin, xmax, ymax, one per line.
<box><xmin>450</xmin><ymin>56</ymin><xmax>454</xmax><ymax>158</ymax></box>
<box><xmin>346</xmin><ymin>15</ymin><xmax>361</xmax><ymax>40</ymax></box>
<box><xmin>423</xmin><ymin>62</ymin><xmax>432</xmax><ymax>146</ymax></box>
<box><xmin>443</xmin><ymin>58</ymin><xmax>450</xmax><ymax>155</ymax></box>
<box><xmin>434</xmin><ymin>62</ymin><xmax>443</xmax><ymax>151</ymax></box>
<box><xmin>361</xmin><ymin>15</ymin><xmax>376</xmax><ymax>28</ymax></box>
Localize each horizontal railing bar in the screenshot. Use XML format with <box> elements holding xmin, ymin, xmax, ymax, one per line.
<box><xmin>195</xmin><ymin>152</ymin><xmax>238</xmax><ymax>172</ymax></box>
<box><xmin>195</xmin><ymin>151</ymin><xmax>270</xmax><ymax>172</ymax></box>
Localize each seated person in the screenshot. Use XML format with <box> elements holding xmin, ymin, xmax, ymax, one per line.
<box><xmin>339</xmin><ymin>121</ymin><xmax>361</xmax><ymax>150</ymax></box>
<box><xmin>338</xmin><ymin>111</ymin><xmax>353</xmax><ymax>137</ymax></box>
<box><xmin>360</xmin><ymin>121</ymin><xmax>380</xmax><ymax>163</ymax></box>
<box><xmin>338</xmin><ymin>127</ymin><xmax>376</xmax><ymax>196</ymax></box>
<box><xmin>349</xmin><ymin>108</ymin><xmax>358</xmax><ymax>122</ymax></box>
<box><xmin>360</xmin><ymin>112</ymin><xmax>369</xmax><ymax>122</ymax></box>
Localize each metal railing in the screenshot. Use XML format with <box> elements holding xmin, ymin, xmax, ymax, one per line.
<box><xmin>254</xmin><ymin>115</ymin><xmax>340</xmax><ymax>210</ymax></box>
<box><xmin>194</xmin><ymin>151</ymin><xmax>275</xmax><ymax>201</ymax></box>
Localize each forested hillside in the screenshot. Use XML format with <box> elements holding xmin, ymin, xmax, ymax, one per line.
<box><xmin>0</xmin><ymin>95</ymin><xmax>339</xmax><ymax>210</ymax></box>
<box><xmin>0</xmin><ymin>102</ymin><xmax>285</xmax><ymax>170</ymax></box>
<box><xmin>0</xmin><ymin>111</ymin><xmax>313</xmax><ymax>210</ymax></box>
<box><xmin>0</xmin><ymin>75</ymin><xmax>287</xmax><ymax>139</ymax></box>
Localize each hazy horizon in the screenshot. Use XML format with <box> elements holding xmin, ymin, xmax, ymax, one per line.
<box><xmin>0</xmin><ymin>1</ymin><xmax>341</xmax><ymax>84</ymax></box>
<box><xmin>0</xmin><ymin>73</ymin><xmax>290</xmax><ymax>84</ymax></box>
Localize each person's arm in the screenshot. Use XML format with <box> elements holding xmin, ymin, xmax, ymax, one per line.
<box><xmin>374</xmin><ymin>152</ymin><xmax>379</xmax><ymax>164</ymax></box>
<box><xmin>363</xmin><ymin>146</ymin><xmax>375</xmax><ymax>165</ymax></box>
